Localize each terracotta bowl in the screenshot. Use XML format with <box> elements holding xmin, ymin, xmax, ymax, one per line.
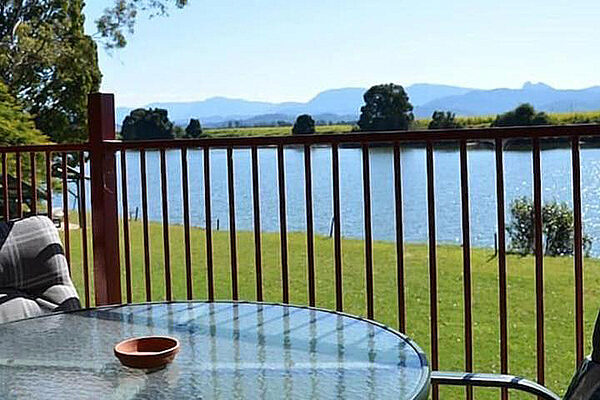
<box><xmin>114</xmin><ymin>336</ymin><xmax>180</xmax><ymax>369</ymax></box>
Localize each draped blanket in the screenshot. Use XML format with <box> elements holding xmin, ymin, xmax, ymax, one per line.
<box><xmin>0</xmin><ymin>216</ymin><xmax>80</xmax><ymax>324</ymax></box>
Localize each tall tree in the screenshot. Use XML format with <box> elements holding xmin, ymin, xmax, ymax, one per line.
<box><xmin>0</xmin><ymin>80</ymin><xmax>47</xmax><ymax>145</ymax></box>
<box><xmin>0</xmin><ymin>0</ymin><xmax>101</xmax><ymax>143</ymax></box>
<box><xmin>121</xmin><ymin>108</ymin><xmax>174</xmax><ymax>140</ymax></box>
<box><xmin>184</xmin><ymin>118</ymin><xmax>203</xmax><ymax>138</ymax></box>
<box><xmin>96</xmin><ymin>0</ymin><xmax>189</xmax><ymax>49</ymax></box>
<box><xmin>357</xmin><ymin>84</ymin><xmax>414</xmax><ymax>131</ymax></box>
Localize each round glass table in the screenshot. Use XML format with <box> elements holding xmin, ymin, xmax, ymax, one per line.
<box><xmin>0</xmin><ymin>301</ymin><xmax>430</xmax><ymax>399</ymax></box>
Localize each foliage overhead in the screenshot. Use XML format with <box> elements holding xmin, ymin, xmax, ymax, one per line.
<box><xmin>121</xmin><ymin>108</ymin><xmax>175</xmax><ymax>140</ymax></box>
<box><xmin>428</xmin><ymin>111</ymin><xmax>462</xmax><ymax>129</ymax></box>
<box><xmin>0</xmin><ymin>80</ymin><xmax>48</xmax><ymax>145</ymax></box>
<box><xmin>0</xmin><ymin>0</ymin><xmax>101</xmax><ymax>143</ymax></box>
<box><xmin>292</xmin><ymin>114</ymin><xmax>315</xmax><ymax>135</ymax></box>
<box><xmin>507</xmin><ymin>197</ymin><xmax>591</xmax><ymax>256</ymax></box>
<box><xmin>96</xmin><ymin>0</ymin><xmax>188</xmax><ymax>49</ymax></box>
<box><xmin>184</xmin><ymin>118</ymin><xmax>203</xmax><ymax>138</ymax></box>
<box><xmin>357</xmin><ymin>84</ymin><xmax>414</xmax><ymax>131</ymax></box>
<box><xmin>492</xmin><ymin>103</ymin><xmax>551</xmax><ymax>127</ymax></box>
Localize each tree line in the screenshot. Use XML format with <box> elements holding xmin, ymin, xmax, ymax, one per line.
<box><xmin>119</xmin><ymin>83</ymin><xmax>555</xmax><ymax>140</ymax></box>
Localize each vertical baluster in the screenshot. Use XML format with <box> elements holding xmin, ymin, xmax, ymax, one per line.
<box><xmin>572</xmin><ymin>135</ymin><xmax>584</xmax><ymax>366</ymax></box>
<box><xmin>393</xmin><ymin>143</ymin><xmax>406</xmax><ymax>333</ymax></box>
<box><xmin>251</xmin><ymin>146</ymin><xmax>263</xmax><ymax>301</ymax></box>
<box><xmin>140</xmin><ymin>149</ymin><xmax>152</xmax><ymax>301</ymax></box>
<box><xmin>277</xmin><ymin>144</ymin><xmax>289</xmax><ymax>303</ymax></box>
<box><xmin>79</xmin><ymin>152</ymin><xmax>90</xmax><ymax>307</ymax></box>
<box><xmin>204</xmin><ymin>147</ymin><xmax>214</xmax><ymax>301</ymax></box>
<box><xmin>362</xmin><ymin>143</ymin><xmax>374</xmax><ymax>319</ymax></box>
<box><xmin>160</xmin><ymin>149</ymin><xmax>172</xmax><ymax>301</ymax></box>
<box><xmin>426</xmin><ymin>142</ymin><xmax>439</xmax><ymax>400</ymax></box>
<box><xmin>181</xmin><ymin>148</ymin><xmax>193</xmax><ymax>300</ymax></box>
<box><xmin>120</xmin><ymin>150</ymin><xmax>132</xmax><ymax>303</ymax></box>
<box><xmin>304</xmin><ymin>144</ymin><xmax>316</xmax><ymax>306</ymax></box>
<box><xmin>332</xmin><ymin>143</ymin><xmax>343</xmax><ymax>312</ymax></box>
<box><xmin>16</xmin><ymin>152</ymin><xmax>22</xmax><ymax>218</ymax></box>
<box><xmin>495</xmin><ymin>138</ymin><xmax>509</xmax><ymax>400</ymax></box>
<box><xmin>61</xmin><ymin>152</ymin><xmax>70</xmax><ymax>269</ymax></box>
<box><xmin>227</xmin><ymin>147</ymin><xmax>239</xmax><ymax>300</ymax></box>
<box><xmin>45</xmin><ymin>151</ymin><xmax>52</xmax><ymax>219</ymax></box>
<box><xmin>532</xmin><ymin>137</ymin><xmax>545</xmax><ymax>387</ymax></box>
<box><xmin>2</xmin><ymin>153</ymin><xmax>8</xmax><ymax>220</ymax></box>
<box><xmin>30</xmin><ymin>152</ymin><xmax>37</xmax><ymax>214</ymax></box>
<box><xmin>460</xmin><ymin>140</ymin><xmax>473</xmax><ymax>400</ymax></box>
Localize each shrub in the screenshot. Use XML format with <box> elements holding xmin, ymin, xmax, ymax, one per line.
<box><xmin>492</xmin><ymin>103</ymin><xmax>551</xmax><ymax>127</ymax></box>
<box><xmin>507</xmin><ymin>197</ymin><xmax>591</xmax><ymax>256</ymax></box>
<box><xmin>428</xmin><ymin>111</ymin><xmax>462</xmax><ymax>129</ymax></box>
<box><xmin>292</xmin><ymin>114</ymin><xmax>315</xmax><ymax>135</ymax></box>
<box><xmin>184</xmin><ymin>118</ymin><xmax>203</xmax><ymax>138</ymax></box>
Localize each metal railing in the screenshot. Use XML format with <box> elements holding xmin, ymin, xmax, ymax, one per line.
<box><xmin>2</xmin><ymin>93</ymin><xmax>600</xmax><ymax>399</ymax></box>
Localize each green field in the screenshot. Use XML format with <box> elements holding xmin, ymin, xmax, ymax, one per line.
<box><xmin>202</xmin><ymin>110</ymin><xmax>600</xmax><ymax>138</ymax></box>
<box><xmin>63</xmin><ymin>220</ymin><xmax>600</xmax><ymax>399</ymax></box>
<box><xmin>204</xmin><ymin>124</ymin><xmax>353</xmax><ymax>138</ymax></box>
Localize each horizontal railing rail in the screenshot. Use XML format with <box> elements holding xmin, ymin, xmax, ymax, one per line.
<box><xmin>2</xmin><ymin>93</ymin><xmax>600</xmax><ymax>399</ymax></box>
<box><xmin>0</xmin><ymin>143</ymin><xmax>90</xmax><ymax>152</ymax></box>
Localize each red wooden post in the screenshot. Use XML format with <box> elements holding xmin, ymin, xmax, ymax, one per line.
<box><xmin>88</xmin><ymin>93</ymin><xmax>122</xmax><ymax>305</ymax></box>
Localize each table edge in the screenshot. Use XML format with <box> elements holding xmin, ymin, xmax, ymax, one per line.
<box><xmin>1</xmin><ymin>299</ymin><xmax>431</xmax><ymax>400</ymax></box>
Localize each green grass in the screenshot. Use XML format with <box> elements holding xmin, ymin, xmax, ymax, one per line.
<box><xmin>204</xmin><ymin>124</ymin><xmax>353</xmax><ymax>138</ymax></box>
<box><xmin>62</xmin><ymin>220</ymin><xmax>600</xmax><ymax>399</ymax></box>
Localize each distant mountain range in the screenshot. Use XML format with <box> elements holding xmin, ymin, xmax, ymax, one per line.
<box><xmin>116</xmin><ymin>82</ymin><xmax>600</xmax><ymax>128</ymax></box>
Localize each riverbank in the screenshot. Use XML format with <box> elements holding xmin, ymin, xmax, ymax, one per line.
<box><xmin>63</xmin><ymin>220</ymin><xmax>600</xmax><ymax>397</ymax></box>
<box><xmin>202</xmin><ymin>111</ymin><xmax>600</xmax><ymax>139</ymax></box>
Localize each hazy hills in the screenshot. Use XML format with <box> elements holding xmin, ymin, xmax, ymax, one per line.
<box><xmin>116</xmin><ymin>82</ymin><xmax>600</xmax><ymax>128</ymax></box>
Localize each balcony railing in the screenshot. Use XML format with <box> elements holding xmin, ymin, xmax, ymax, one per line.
<box><xmin>2</xmin><ymin>93</ymin><xmax>600</xmax><ymax>399</ymax></box>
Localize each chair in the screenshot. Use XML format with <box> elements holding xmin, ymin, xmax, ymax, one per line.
<box><xmin>431</xmin><ymin>310</ymin><xmax>600</xmax><ymax>399</ymax></box>
<box><xmin>0</xmin><ymin>216</ymin><xmax>81</xmax><ymax>324</ymax></box>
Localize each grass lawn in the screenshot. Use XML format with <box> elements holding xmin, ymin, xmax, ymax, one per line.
<box><xmin>62</xmin><ymin>220</ymin><xmax>600</xmax><ymax>399</ymax></box>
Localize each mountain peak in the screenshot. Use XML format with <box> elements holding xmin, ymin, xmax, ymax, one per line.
<box><xmin>522</xmin><ymin>81</ymin><xmax>553</xmax><ymax>90</ymax></box>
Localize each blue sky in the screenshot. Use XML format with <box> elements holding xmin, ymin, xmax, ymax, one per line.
<box><xmin>84</xmin><ymin>1</ymin><xmax>600</xmax><ymax>108</ymax></box>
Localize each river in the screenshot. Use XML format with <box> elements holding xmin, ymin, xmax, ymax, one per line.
<box><xmin>58</xmin><ymin>144</ymin><xmax>600</xmax><ymax>256</ymax></box>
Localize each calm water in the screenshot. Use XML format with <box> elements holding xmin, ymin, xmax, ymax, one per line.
<box><xmin>58</xmin><ymin>145</ymin><xmax>600</xmax><ymax>256</ymax></box>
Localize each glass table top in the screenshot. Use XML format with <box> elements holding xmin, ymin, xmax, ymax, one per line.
<box><xmin>0</xmin><ymin>302</ymin><xmax>429</xmax><ymax>400</ymax></box>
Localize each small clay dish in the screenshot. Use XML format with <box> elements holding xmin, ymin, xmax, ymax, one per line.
<box><xmin>114</xmin><ymin>336</ymin><xmax>180</xmax><ymax>369</ymax></box>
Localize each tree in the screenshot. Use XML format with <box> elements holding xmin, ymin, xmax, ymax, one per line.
<box><xmin>0</xmin><ymin>80</ymin><xmax>49</xmax><ymax>216</ymax></box>
<box><xmin>96</xmin><ymin>0</ymin><xmax>189</xmax><ymax>49</ymax></box>
<box><xmin>357</xmin><ymin>84</ymin><xmax>414</xmax><ymax>131</ymax></box>
<box><xmin>428</xmin><ymin>111</ymin><xmax>462</xmax><ymax>129</ymax></box>
<box><xmin>184</xmin><ymin>118</ymin><xmax>203</xmax><ymax>138</ymax></box>
<box><xmin>173</xmin><ymin>125</ymin><xmax>185</xmax><ymax>138</ymax></box>
<box><xmin>492</xmin><ymin>103</ymin><xmax>551</xmax><ymax>127</ymax></box>
<box><xmin>0</xmin><ymin>81</ymin><xmax>48</xmax><ymax>146</ymax></box>
<box><xmin>121</xmin><ymin>108</ymin><xmax>174</xmax><ymax>140</ymax></box>
<box><xmin>0</xmin><ymin>0</ymin><xmax>102</xmax><ymax>143</ymax></box>
<box><xmin>507</xmin><ymin>197</ymin><xmax>591</xmax><ymax>256</ymax></box>
<box><xmin>292</xmin><ymin>114</ymin><xmax>315</xmax><ymax>135</ymax></box>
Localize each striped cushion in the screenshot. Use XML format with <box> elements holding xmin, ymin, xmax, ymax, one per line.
<box><xmin>0</xmin><ymin>216</ymin><xmax>80</xmax><ymax>324</ymax></box>
<box><xmin>564</xmin><ymin>310</ymin><xmax>600</xmax><ymax>399</ymax></box>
